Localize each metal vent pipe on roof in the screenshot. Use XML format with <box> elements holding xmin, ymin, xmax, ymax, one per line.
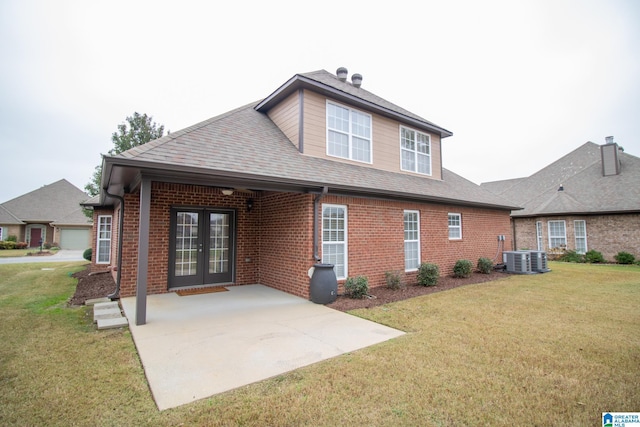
<box><xmin>351</xmin><ymin>73</ymin><xmax>363</xmax><ymax>88</ymax></box>
<box><xmin>336</xmin><ymin>67</ymin><xmax>348</xmax><ymax>82</ymax></box>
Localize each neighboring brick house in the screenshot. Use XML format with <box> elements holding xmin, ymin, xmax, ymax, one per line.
<box><xmin>482</xmin><ymin>140</ymin><xmax>640</xmax><ymax>260</ymax></box>
<box><xmin>0</xmin><ymin>179</ymin><xmax>92</xmax><ymax>249</ymax></box>
<box><xmin>84</xmin><ymin>68</ymin><xmax>517</xmax><ymax>325</ymax></box>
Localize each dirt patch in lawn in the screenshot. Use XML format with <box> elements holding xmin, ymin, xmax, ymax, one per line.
<box><xmin>69</xmin><ymin>267</ymin><xmax>116</xmax><ymax>306</ymax></box>
<box><xmin>68</xmin><ymin>265</ymin><xmax>511</xmax><ymax>311</ymax></box>
<box><xmin>327</xmin><ymin>270</ymin><xmax>511</xmax><ymax>311</ymax></box>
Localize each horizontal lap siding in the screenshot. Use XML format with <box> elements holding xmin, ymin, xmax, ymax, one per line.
<box><xmin>301</xmin><ymin>90</ymin><xmax>442</xmax><ymax>180</ymax></box>
<box><xmin>267</xmin><ymin>91</ymin><xmax>300</xmax><ymax>150</ymax></box>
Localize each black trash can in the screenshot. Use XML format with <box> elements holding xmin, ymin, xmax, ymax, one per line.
<box><xmin>309</xmin><ymin>263</ymin><xmax>338</xmax><ymax>304</ymax></box>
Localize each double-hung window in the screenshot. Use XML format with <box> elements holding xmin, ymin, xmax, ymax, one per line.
<box><xmin>322</xmin><ymin>204</ymin><xmax>347</xmax><ymax>279</ymax></box>
<box><xmin>96</xmin><ymin>215</ymin><xmax>112</xmax><ymax>264</ymax></box>
<box><xmin>448</xmin><ymin>213</ymin><xmax>462</xmax><ymax>240</ymax></box>
<box><xmin>548</xmin><ymin>220</ymin><xmax>566</xmax><ymax>249</ymax></box>
<box><xmin>400</xmin><ymin>126</ymin><xmax>431</xmax><ymax>175</ymax></box>
<box><xmin>574</xmin><ymin>220</ymin><xmax>587</xmax><ymax>254</ymax></box>
<box><xmin>327</xmin><ymin>102</ymin><xmax>372</xmax><ymax>163</ymax></box>
<box><xmin>536</xmin><ymin>221</ymin><xmax>543</xmax><ymax>251</ymax></box>
<box><xmin>404</xmin><ymin>210</ymin><xmax>420</xmax><ymax>271</ymax></box>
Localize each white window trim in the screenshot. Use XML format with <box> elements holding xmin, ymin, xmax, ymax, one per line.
<box><xmin>321</xmin><ymin>204</ymin><xmax>348</xmax><ymax>279</ymax></box>
<box><xmin>0</xmin><ymin>226</ymin><xmax>3</xmax><ymax>241</ymax></box>
<box><xmin>574</xmin><ymin>220</ymin><xmax>588</xmax><ymax>254</ymax></box>
<box><xmin>547</xmin><ymin>220</ymin><xmax>567</xmax><ymax>249</ymax></box>
<box><xmin>448</xmin><ymin>213</ymin><xmax>462</xmax><ymax>240</ymax></box>
<box><xmin>399</xmin><ymin>125</ymin><xmax>432</xmax><ymax>176</ymax></box>
<box><xmin>404</xmin><ymin>210</ymin><xmax>421</xmax><ymax>272</ymax></box>
<box><xmin>326</xmin><ymin>100</ymin><xmax>373</xmax><ymax>164</ymax></box>
<box><xmin>536</xmin><ymin>221</ymin><xmax>543</xmax><ymax>251</ymax></box>
<box><xmin>96</xmin><ymin>215</ymin><xmax>112</xmax><ymax>264</ymax></box>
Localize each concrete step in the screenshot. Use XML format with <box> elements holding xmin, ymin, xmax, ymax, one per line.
<box><xmin>85</xmin><ymin>297</ymin><xmax>111</xmax><ymax>306</ymax></box>
<box><xmin>97</xmin><ymin>317</ymin><xmax>129</xmax><ymax>330</ymax></box>
<box><xmin>94</xmin><ymin>301</ymin><xmax>119</xmax><ymax>311</ymax></box>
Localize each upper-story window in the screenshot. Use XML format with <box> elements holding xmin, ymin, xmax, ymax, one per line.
<box><xmin>400</xmin><ymin>126</ymin><xmax>431</xmax><ymax>175</ymax></box>
<box><xmin>326</xmin><ymin>101</ymin><xmax>372</xmax><ymax>163</ymax></box>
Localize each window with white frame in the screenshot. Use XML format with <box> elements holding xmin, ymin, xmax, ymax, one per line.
<box><xmin>404</xmin><ymin>210</ymin><xmax>420</xmax><ymax>271</ymax></box>
<box><xmin>322</xmin><ymin>204</ymin><xmax>347</xmax><ymax>279</ymax></box>
<box><xmin>574</xmin><ymin>220</ymin><xmax>587</xmax><ymax>254</ymax></box>
<box><xmin>400</xmin><ymin>126</ymin><xmax>431</xmax><ymax>175</ymax></box>
<box><xmin>326</xmin><ymin>102</ymin><xmax>371</xmax><ymax>163</ymax></box>
<box><xmin>448</xmin><ymin>213</ymin><xmax>462</xmax><ymax>239</ymax></box>
<box><xmin>548</xmin><ymin>220</ymin><xmax>566</xmax><ymax>249</ymax></box>
<box><xmin>536</xmin><ymin>221</ymin><xmax>543</xmax><ymax>251</ymax></box>
<box><xmin>0</xmin><ymin>226</ymin><xmax>3</xmax><ymax>241</ymax></box>
<box><xmin>96</xmin><ymin>215</ymin><xmax>112</xmax><ymax>264</ymax></box>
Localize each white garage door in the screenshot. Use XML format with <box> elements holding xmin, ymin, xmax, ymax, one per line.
<box><xmin>60</xmin><ymin>229</ymin><xmax>91</xmax><ymax>250</ymax></box>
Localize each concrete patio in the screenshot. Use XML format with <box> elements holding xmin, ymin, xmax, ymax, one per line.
<box><xmin>120</xmin><ymin>285</ymin><xmax>405</xmax><ymax>411</ymax></box>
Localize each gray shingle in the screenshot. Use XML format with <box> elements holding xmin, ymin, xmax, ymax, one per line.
<box><xmin>482</xmin><ymin>142</ymin><xmax>640</xmax><ymax>216</ymax></box>
<box><xmin>108</xmin><ymin>103</ymin><xmax>515</xmax><ymax>210</ymax></box>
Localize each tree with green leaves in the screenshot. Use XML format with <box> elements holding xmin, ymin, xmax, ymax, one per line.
<box><xmin>85</xmin><ymin>112</ymin><xmax>165</xmax><ymax>196</ymax></box>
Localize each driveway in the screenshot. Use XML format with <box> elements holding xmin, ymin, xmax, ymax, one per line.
<box><xmin>0</xmin><ymin>250</ymin><xmax>86</xmax><ymax>264</ymax></box>
<box><xmin>121</xmin><ymin>284</ymin><xmax>405</xmax><ymax>411</ymax></box>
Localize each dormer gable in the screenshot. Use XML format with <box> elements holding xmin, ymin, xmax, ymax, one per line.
<box><xmin>256</xmin><ymin>69</ymin><xmax>452</xmax><ymax>180</ymax></box>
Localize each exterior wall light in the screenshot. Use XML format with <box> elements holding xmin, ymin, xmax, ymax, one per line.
<box><xmin>221</xmin><ymin>188</ymin><xmax>234</xmax><ymax>196</ymax></box>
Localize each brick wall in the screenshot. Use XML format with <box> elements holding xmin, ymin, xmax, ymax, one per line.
<box><xmin>103</xmin><ymin>181</ymin><xmax>512</xmax><ymax>299</ymax></box>
<box><xmin>319</xmin><ymin>196</ymin><xmax>513</xmax><ymax>290</ymax></box>
<box><xmin>515</xmin><ymin>213</ymin><xmax>640</xmax><ymax>261</ymax></box>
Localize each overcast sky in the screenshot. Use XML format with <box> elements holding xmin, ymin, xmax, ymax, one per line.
<box><xmin>1</xmin><ymin>0</ymin><xmax>638</xmax><ymax>203</ymax></box>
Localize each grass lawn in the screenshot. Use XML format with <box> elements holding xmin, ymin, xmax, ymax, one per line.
<box><xmin>0</xmin><ymin>262</ymin><xmax>638</xmax><ymax>426</ymax></box>
<box><xmin>0</xmin><ymin>248</ymin><xmax>59</xmax><ymax>258</ymax></box>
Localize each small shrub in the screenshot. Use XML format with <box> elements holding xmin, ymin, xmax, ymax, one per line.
<box><xmin>43</xmin><ymin>242</ymin><xmax>52</xmax><ymax>250</ymax></box>
<box><xmin>557</xmin><ymin>250</ymin><xmax>584</xmax><ymax>263</ymax></box>
<box><xmin>384</xmin><ymin>271</ymin><xmax>404</xmax><ymax>290</ymax></box>
<box><xmin>614</xmin><ymin>251</ymin><xmax>635</xmax><ymax>265</ymax></box>
<box><xmin>15</xmin><ymin>242</ymin><xmax>27</xmax><ymax>249</ymax></box>
<box><xmin>6</xmin><ymin>235</ymin><xmax>17</xmax><ymax>242</ymax></box>
<box><xmin>417</xmin><ymin>263</ymin><xmax>439</xmax><ymax>286</ymax></box>
<box><xmin>584</xmin><ymin>250</ymin><xmax>605</xmax><ymax>264</ymax></box>
<box><xmin>344</xmin><ymin>276</ymin><xmax>369</xmax><ymax>299</ymax></box>
<box><xmin>453</xmin><ymin>259</ymin><xmax>473</xmax><ymax>278</ymax></box>
<box><xmin>51</xmin><ymin>242</ymin><xmax>59</xmax><ymax>248</ymax></box>
<box><xmin>0</xmin><ymin>241</ymin><xmax>16</xmax><ymax>249</ymax></box>
<box><xmin>477</xmin><ymin>257</ymin><xmax>493</xmax><ymax>274</ymax></box>
<box><xmin>83</xmin><ymin>248</ymin><xmax>92</xmax><ymax>261</ymax></box>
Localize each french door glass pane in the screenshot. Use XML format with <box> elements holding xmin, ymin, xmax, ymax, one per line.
<box><xmin>209</xmin><ymin>213</ymin><xmax>229</xmax><ymax>274</ymax></box>
<box><xmin>175</xmin><ymin>212</ymin><xmax>199</xmax><ymax>276</ymax></box>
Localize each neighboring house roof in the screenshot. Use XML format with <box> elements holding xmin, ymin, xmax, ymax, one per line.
<box><xmin>103</xmin><ymin>100</ymin><xmax>517</xmax><ymax>211</ymax></box>
<box><xmin>51</xmin><ymin>207</ymin><xmax>93</xmax><ymax>226</ymax></box>
<box><xmin>0</xmin><ymin>204</ymin><xmax>24</xmax><ymax>225</ymax></box>
<box><xmin>481</xmin><ymin>142</ymin><xmax>640</xmax><ymax>217</ymax></box>
<box><xmin>1</xmin><ymin>179</ymin><xmax>92</xmax><ymax>224</ymax></box>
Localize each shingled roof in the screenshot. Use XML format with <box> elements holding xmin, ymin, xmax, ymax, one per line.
<box><xmin>1</xmin><ymin>179</ymin><xmax>91</xmax><ymax>225</ymax></box>
<box><xmin>481</xmin><ymin>142</ymin><xmax>640</xmax><ymax>217</ymax></box>
<box><xmin>104</xmin><ymin>100</ymin><xmax>516</xmax><ymax>210</ymax></box>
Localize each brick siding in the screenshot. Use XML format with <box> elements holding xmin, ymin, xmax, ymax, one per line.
<box><xmin>96</xmin><ymin>181</ymin><xmax>512</xmax><ymax>299</ymax></box>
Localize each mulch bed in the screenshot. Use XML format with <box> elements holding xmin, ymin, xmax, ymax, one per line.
<box><xmin>327</xmin><ymin>270</ymin><xmax>510</xmax><ymax>311</ymax></box>
<box><xmin>68</xmin><ymin>267</ymin><xmax>117</xmax><ymax>306</ymax></box>
<box><xmin>68</xmin><ymin>265</ymin><xmax>511</xmax><ymax>311</ymax></box>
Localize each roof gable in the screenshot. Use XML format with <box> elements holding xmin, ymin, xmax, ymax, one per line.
<box><xmin>255</xmin><ymin>69</ymin><xmax>452</xmax><ymax>138</ymax></box>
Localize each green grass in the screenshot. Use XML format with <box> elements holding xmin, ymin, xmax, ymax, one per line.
<box><xmin>0</xmin><ymin>261</ymin><xmax>638</xmax><ymax>426</ymax></box>
<box><xmin>0</xmin><ymin>248</ymin><xmax>59</xmax><ymax>258</ymax></box>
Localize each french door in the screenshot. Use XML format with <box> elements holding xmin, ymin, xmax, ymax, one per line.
<box><xmin>169</xmin><ymin>208</ymin><xmax>236</xmax><ymax>288</ymax></box>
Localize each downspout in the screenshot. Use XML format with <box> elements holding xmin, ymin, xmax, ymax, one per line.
<box><xmin>104</xmin><ymin>188</ymin><xmax>124</xmax><ymax>300</ymax></box>
<box><xmin>312</xmin><ymin>186</ymin><xmax>329</xmax><ymax>262</ymax></box>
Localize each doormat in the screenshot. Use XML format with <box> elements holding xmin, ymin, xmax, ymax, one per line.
<box><xmin>176</xmin><ymin>287</ymin><xmax>229</xmax><ymax>296</ymax></box>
